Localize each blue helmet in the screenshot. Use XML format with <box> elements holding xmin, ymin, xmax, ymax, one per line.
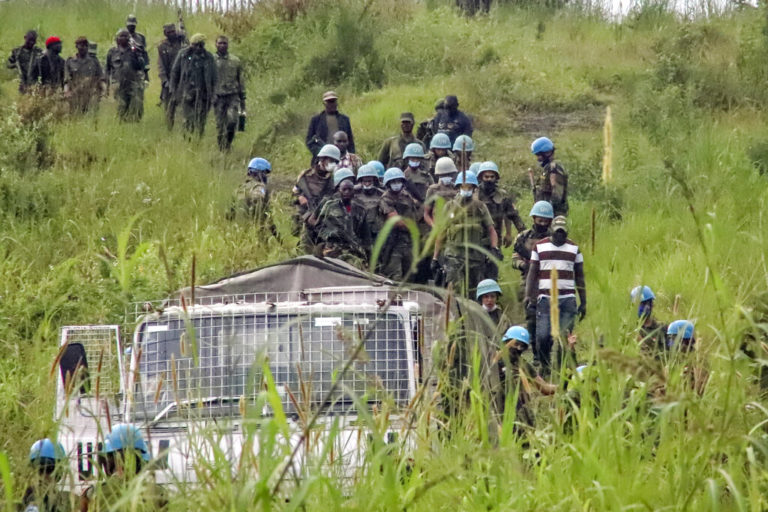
<box><xmin>478</xmin><ymin>161</ymin><xmax>499</xmax><ymax>176</ymax></box>
<box><xmin>453</xmin><ymin>134</ymin><xmax>475</xmax><ymax>152</ymax></box>
<box><xmin>531</xmin><ymin>137</ymin><xmax>554</xmax><ymax>155</ymax></box>
<box><xmin>356</xmin><ymin>164</ymin><xmax>379</xmax><ymax>181</ymax></box>
<box><xmin>476</xmin><ymin>279</ymin><xmax>502</xmax><ymax>300</ymax></box>
<box><xmin>454</xmin><ymin>170</ymin><xmax>478</xmax><ymax>187</ymax></box>
<box><xmin>333</xmin><ymin>167</ymin><xmax>355</xmax><ymax>188</ymax></box>
<box><xmin>502</xmin><ymin>326</ymin><xmax>531</xmax><ymax>346</ymax></box>
<box><xmin>368</xmin><ymin>160</ymin><xmax>386</xmax><ymax>179</ymax></box>
<box><xmin>430</xmin><ymin>133</ymin><xmax>452</xmax><ymax>150</ymax></box>
<box><xmin>468</xmin><ymin>162</ymin><xmax>481</xmax><ymax>174</ymax></box>
<box><xmin>529</xmin><ymin>201</ymin><xmax>554</xmax><ymax>219</ymax></box>
<box><xmin>575</xmin><ymin>365</ymin><xmax>588</xmax><ymax>375</ymax></box>
<box><xmin>630</xmin><ymin>286</ymin><xmax>655</xmax><ymax>303</ymax></box>
<box><xmin>403</xmin><ymin>143</ymin><xmax>426</xmax><ymax>159</ymax></box>
<box><xmin>105</xmin><ymin>424</ymin><xmax>150</xmax><ymax>461</ymax></box>
<box><xmin>667</xmin><ymin>320</ymin><xmax>694</xmax><ymax>340</ymax></box>
<box><xmin>29</xmin><ymin>439</ymin><xmax>66</xmax><ymax>462</ymax></box>
<box><xmin>247</xmin><ymin>157</ymin><xmax>271</xmax><ymax>173</ymax></box>
<box><xmin>383</xmin><ymin>168</ymin><xmax>405</xmax><ymax>186</ymax></box>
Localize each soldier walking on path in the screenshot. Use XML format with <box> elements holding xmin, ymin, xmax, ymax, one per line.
<box><xmin>378</xmin><ymin>112</ymin><xmax>425</xmax><ymax>169</ymax></box>
<box><xmin>426</xmin><ymin>133</ymin><xmax>454</xmax><ymax>179</ymax></box>
<box><xmin>524</xmin><ymin>215</ymin><xmax>586</xmax><ymax>377</ymax></box>
<box><xmin>170</xmin><ymin>33</ymin><xmax>217</xmax><ymax>137</ymax></box>
<box><xmin>158</xmin><ymin>23</ymin><xmax>187</xmax><ymax>128</ymax></box>
<box><xmin>530</xmin><ymin>136</ymin><xmax>569</xmax><ymax>217</ymax></box>
<box><xmin>512</xmin><ymin>200</ymin><xmax>554</xmax><ymax>353</ymax></box>
<box><xmin>124</xmin><ymin>14</ymin><xmax>149</xmax><ymax>82</ymax></box>
<box><xmin>7</xmin><ymin>30</ymin><xmax>42</xmax><ymax>93</ymax></box>
<box><xmin>378</xmin><ymin>168</ymin><xmax>422</xmax><ymax>281</ymax></box>
<box><xmin>316</xmin><ymin>176</ymin><xmax>371</xmax><ymax>267</ymax></box>
<box><xmin>213</xmin><ymin>35</ymin><xmax>245</xmax><ymax>151</ymax></box>
<box><xmin>230</xmin><ymin>157</ymin><xmax>271</xmax><ymax>221</ymax></box>
<box><xmin>353</xmin><ymin>164</ymin><xmax>384</xmax><ymax>253</ymax></box>
<box><xmin>30</xmin><ymin>36</ymin><xmax>65</xmax><ymax>95</ymax></box>
<box><xmin>476</xmin><ymin>161</ymin><xmax>526</xmax><ymax>279</ymax></box>
<box><xmin>65</xmin><ymin>36</ymin><xmax>105</xmax><ymax>114</ymax></box>
<box><xmin>106</xmin><ymin>30</ymin><xmax>146</xmax><ymax>122</ymax></box>
<box><xmin>306</xmin><ymin>91</ymin><xmax>355</xmax><ymax>159</ymax></box>
<box><xmin>293</xmin><ymin>144</ymin><xmax>339</xmax><ymax>252</ymax></box>
<box><xmin>424</xmin><ymin>156</ymin><xmax>458</xmax><ymax>228</ymax></box>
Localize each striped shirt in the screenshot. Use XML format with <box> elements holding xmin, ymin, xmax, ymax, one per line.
<box><xmin>530</xmin><ymin>238</ymin><xmax>583</xmax><ymax>299</ymax></box>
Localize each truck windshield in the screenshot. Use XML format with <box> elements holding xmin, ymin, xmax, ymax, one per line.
<box><xmin>133</xmin><ymin>311</ymin><xmax>411</xmax><ymax>421</ymax></box>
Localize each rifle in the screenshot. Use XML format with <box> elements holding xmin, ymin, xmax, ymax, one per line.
<box><xmin>178</xmin><ymin>9</ymin><xmax>186</xmax><ymax>37</ymax></box>
<box><xmin>527</xmin><ymin>167</ymin><xmax>536</xmax><ymax>199</ymax></box>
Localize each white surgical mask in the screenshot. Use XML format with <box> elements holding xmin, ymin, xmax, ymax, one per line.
<box><xmin>482</xmin><ymin>303</ymin><xmax>497</xmax><ymax>312</ymax></box>
<box><xmin>459</xmin><ymin>189</ymin><xmax>473</xmax><ymax>198</ymax></box>
<box><xmin>440</xmin><ymin>176</ymin><xmax>453</xmax><ymax>186</ymax></box>
<box><xmin>408</xmin><ymin>159</ymin><xmax>421</xmax><ymax>168</ymax></box>
<box><xmin>362</xmin><ymin>184</ymin><xmax>374</xmax><ymax>191</ymax></box>
<box><xmin>390</xmin><ymin>182</ymin><xmax>403</xmax><ymax>192</ymax></box>
<box><xmin>325</xmin><ymin>162</ymin><xmax>338</xmax><ymax>173</ymax></box>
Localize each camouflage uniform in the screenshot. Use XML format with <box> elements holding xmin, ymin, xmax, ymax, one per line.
<box><xmin>378</xmin><ymin>134</ymin><xmax>424</xmax><ymax>169</ymax></box>
<box><xmin>157</xmin><ymin>35</ymin><xmax>187</xmax><ymax>127</ymax></box>
<box><xmin>353</xmin><ymin>185</ymin><xmax>384</xmax><ymax>253</ymax></box>
<box><xmin>106</xmin><ymin>45</ymin><xmax>145</xmax><ymax>121</ymax></box>
<box><xmin>316</xmin><ymin>196</ymin><xmax>371</xmax><ymax>267</ymax></box>
<box><xmin>512</xmin><ymin>227</ymin><xmax>551</xmax><ymax>345</ymax></box>
<box><xmin>338</xmin><ymin>152</ymin><xmax>363</xmax><ymax>173</ymax></box>
<box><xmin>170</xmin><ymin>46</ymin><xmax>217</xmax><ymax>136</ymax></box>
<box><xmin>426</xmin><ymin>150</ymin><xmax>454</xmax><ymax>179</ymax></box>
<box><xmin>534</xmin><ymin>161</ymin><xmax>568</xmax><ymax>216</ymax></box>
<box><xmin>378</xmin><ymin>189</ymin><xmax>422</xmax><ymax>281</ymax></box>
<box><xmin>638</xmin><ymin>319</ymin><xmax>668</xmax><ymax>358</ymax></box>
<box><xmin>127</xmin><ymin>30</ymin><xmax>150</xmax><ymax>79</ymax></box>
<box><xmin>30</xmin><ymin>51</ymin><xmax>65</xmax><ymax>93</ymax></box>
<box><xmin>231</xmin><ymin>177</ymin><xmax>270</xmax><ymax>220</ymax></box>
<box><xmin>65</xmin><ymin>53</ymin><xmax>105</xmax><ymax>113</ymax></box>
<box><xmin>403</xmin><ymin>167</ymin><xmax>434</xmax><ymax>205</ymax></box>
<box><xmin>439</xmin><ymin>197</ymin><xmax>494</xmax><ymax>298</ymax></box>
<box><xmin>7</xmin><ymin>45</ymin><xmax>42</xmax><ymax>93</ymax></box>
<box><xmin>214</xmin><ymin>51</ymin><xmax>245</xmax><ymax>150</ymax></box>
<box><xmin>477</xmin><ymin>185</ymin><xmax>525</xmax><ymax>279</ymax></box>
<box><xmin>293</xmin><ymin>168</ymin><xmax>335</xmax><ymax>251</ymax></box>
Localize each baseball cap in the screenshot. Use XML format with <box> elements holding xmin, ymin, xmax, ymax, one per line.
<box><xmin>322</xmin><ymin>90</ymin><xmax>338</xmax><ymax>101</ymax></box>
<box><xmin>400</xmin><ymin>112</ymin><xmax>415</xmax><ymax>122</ymax></box>
<box><xmin>552</xmin><ymin>216</ymin><xmax>568</xmax><ymax>233</ymax></box>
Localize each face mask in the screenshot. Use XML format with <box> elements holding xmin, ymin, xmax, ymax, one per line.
<box><xmin>552</xmin><ymin>230</ymin><xmax>567</xmax><ymax>245</ymax></box>
<box><xmin>390</xmin><ymin>182</ymin><xmax>403</xmax><ymax>193</ymax></box>
<box><xmin>638</xmin><ymin>303</ymin><xmax>652</xmax><ymax>319</ymax></box>
<box><xmin>324</xmin><ymin>162</ymin><xmax>338</xmax><ymax>173</ymax></box>
<box><xmin>362</xmin><ymin>184</ymin><xmax>374</xmax><ymax>191</ymax></box>
<box><xmin>482</xmin><ymin>303</ymin><xmax>497</xmax><ymax>312</ymax></box>
<box><xmin>481</xmin><ymin>181</ymin><xmax>496</xmax><ymax>193</ymax></box>
<box><xmin>440</xmin><ymin>176</ymin><xmax>454</xmax><ymax>186</ymax></box>
<box><xmin>408</xmin><ymin>159</ymin><xmax>421</xmax><ymax>168</ymax></box>
<box><xmin>459</xmin><ymin>189</ymin><xmax>473</xmax><ymax>199</ymax></box>
<box><xmin>533</xmin><ymin>223</ymin><xmax>549</xmax><ymax>234</ymax></box>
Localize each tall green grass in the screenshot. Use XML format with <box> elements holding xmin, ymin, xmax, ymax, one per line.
<box><xmin>1</xmin><ymin>0</ymin><xmax>768</xmax><ymax>509</ymax></box>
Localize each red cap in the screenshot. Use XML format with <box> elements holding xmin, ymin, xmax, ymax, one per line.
<box><xmin>45</xmin><ymin>36</ymin><xmax>61</xmax><ymax>47</ymax></box>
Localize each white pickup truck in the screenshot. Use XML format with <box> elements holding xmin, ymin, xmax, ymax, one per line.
<box><xmin>53</xmin><ymin>257</ymin><xmax>493</xmax><ymax>491</ymax></box>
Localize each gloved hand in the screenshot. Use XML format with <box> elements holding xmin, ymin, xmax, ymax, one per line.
<box><xmin>577</xmin><ymin>302</ymin><xmax>587</xmax><ymax>320</ymax></box>
<box><xmin>490</xmin><ymin>246</ymin><xmax>503</xmax><ymax>262</ymax></box>
<box><xmin>430</xmin><ymin>259</ymin><xmax>441</xmax><ymax>277</ymax></box>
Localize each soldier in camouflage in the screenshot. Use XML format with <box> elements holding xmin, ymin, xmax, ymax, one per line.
<box><xmin>293</xmin><ymin>144</ymin><xmax>340</xmax><ymax>252</ymax></box>
<box><xmin>230</xmin><ymin>157</ymin><xmax>271</xmax><ymax>221</ymax></box>
<box><xmin>378</xmin><ymin>168</ymin><xmax>422</xmax><ymax>281</ymax></box>
<box><xmin>316</xmin><ymin>179</ymin><xmax>371</xmax><ymax>268</ymax></box>
<box><xmin>213</xmin><ymin>36</ymin><xmax>245</xmax><ymax>151</ymax></box>
<box><xmin>353</xmin><ymin>164</ymin><xmax>384</xmax><ymax>254</ymax></box>
<box><xmin>530</xmin><ymin>137</ymin><xmax>569</xmax><ymax>216</ymax></box>
<box><xmin>432</xmin><ymin>171</ymin><xmax>499</xmax><ymax>298</ymax></box>
<box><xmin>476</xmin><ymin>161</ymin><xmax>526</xmax><ymax>280</ymax></box>
<box><xmin>378</xmin><ymin>112</ymin><xmax>425</xmax><ymax>169</ymax></box>
<box><xmin>106</xmin><ymin>29</ymin><xmax>146</xmax><ymax>122</ymax></box>
<box><xmin>402</xmin><ymin>142</ymin><xmax>434</xmax><ymax>205</ymax></box>
<box><xmin>124</xmin><ymin>14</ymin><xmax>149</xmax><ymax>82</ymax></box>
<box><xmin>7</xmin><ymin>30</ymin><xmax>42</xmax><ymax>93</ymax></box>
<box><xmin>65</xmin><ymin>37</ymin><xmax>105</xmax><ymax>114</ymax></box>
<box><xmin>170</xmin><ymin>33</ymin><xmax>217</xmax><ymax>137</ymax></box>
<box><xmin>158</xmin><ymin>23</ymin><xmax>187</xmax><ymax>128</ymax></box>
<box><xmin>512</xmin><ymin>201</ymin><xmax>554</xmax><ymax>348</ymax></box>
<box><xmin>426</xmin><ymin>133</ymin><xmax>454</xmax><ymax>179</ymax></box>
<box><xmin>423</xmin><ymin>156</ymin><xmax>458</xmax><ymax>229</ymax></box>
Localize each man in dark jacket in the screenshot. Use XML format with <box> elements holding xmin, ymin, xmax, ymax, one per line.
<box><xmin>434</xmin><ymin>94</ymin><xmax>473</xmax><ymax>145</ymax></box>
<box><xmin>31</xmin><ymin>36</ymin><xmax>65</xmax><ymax>94</ymax></box>
<box><xmin>7</xmin><ymin>30</ymin><xmax>42</xmax><ymax>93</ymax></box>
<box><xmin>170</xmin><ymin>33</ymin><xmax>217</xmax><ymax>137</ymax></box>
<box><xmin>305</xmin><ymin>90</ymin><xmax>355</xmax><ymax>158</ymax></box>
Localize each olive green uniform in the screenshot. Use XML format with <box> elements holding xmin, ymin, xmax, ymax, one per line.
<box><xmin>105</xmin><ymin>45</ymin><xmax>146</xmax><ymax>121</ymax></box>
<box><xmin>403</xmin><ymin>167</ymin><xmax>434</xmax><ymax>205</ymax></box>
<box><xmin>213</xmin><ymin>52</ymin><xmax>245</xmax><ymax>150</ymax></box>
<box><xmin>533</xmin><ymin>161</ymin><xmax>568</xmax><ymax>216</ymax></box>
<box><xmin>378</xmin><ymin>189</ymin><xmax>422</xmax><ymax>281</ymax></box>
<box><xmin>316</xmin><ymin>196</ymin><xmax>371</xmax><ymax>268</ymax></box>
<box><xmin>477</xmin><ymin>185</ymin><xmax>525</xmax><ymax>279</ymax></box>
<box><xmin>638</xmin><ymin>319</ymin><xmax>668</xmax><ymax>358</ymax></box>
<box><xmin>157</xmin><ymin>36</ymin><xmax>187</xmax><ymax>127</ymax></box>
<box><xmin>378</xmin><ymin>134</ymin><xmax>424</xmax><ymax>169</ymax></box>
<box><xmin>7</xmin><ymin>45</ymin><xmax>42</xmax><ymax>93</ymax></box>
<box><xmin>65</xmin><ymin>53</ymin><xmax>104</xmax><ymax>113</ymax></box>
<box><xmin>426</xmin><ymin>150</ymin><xmax>454</xmax><ymax>179</ymax></box>
<box><xmin>230</xmin><ymin>176</ymin><xmax>269</xmax><ymax>220</ymax></box>
<box><xmin>439</xmin><ymin>197</ymin><xmax>494</xmax><ymax>298</ymax></box>
<box><xmin>170</xmin><ymin>46</ymin><xmax>217</xmax><ymax>136</ymax></box>
<box><xmin>353</xmin><ymin>185</ymin><xmax>384</xmax><ymax>253</ymax></box>
<box><xmin>293</xmin><ymin>167</ymin><xmax>335</xmax><ymax>251</ymax></box>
